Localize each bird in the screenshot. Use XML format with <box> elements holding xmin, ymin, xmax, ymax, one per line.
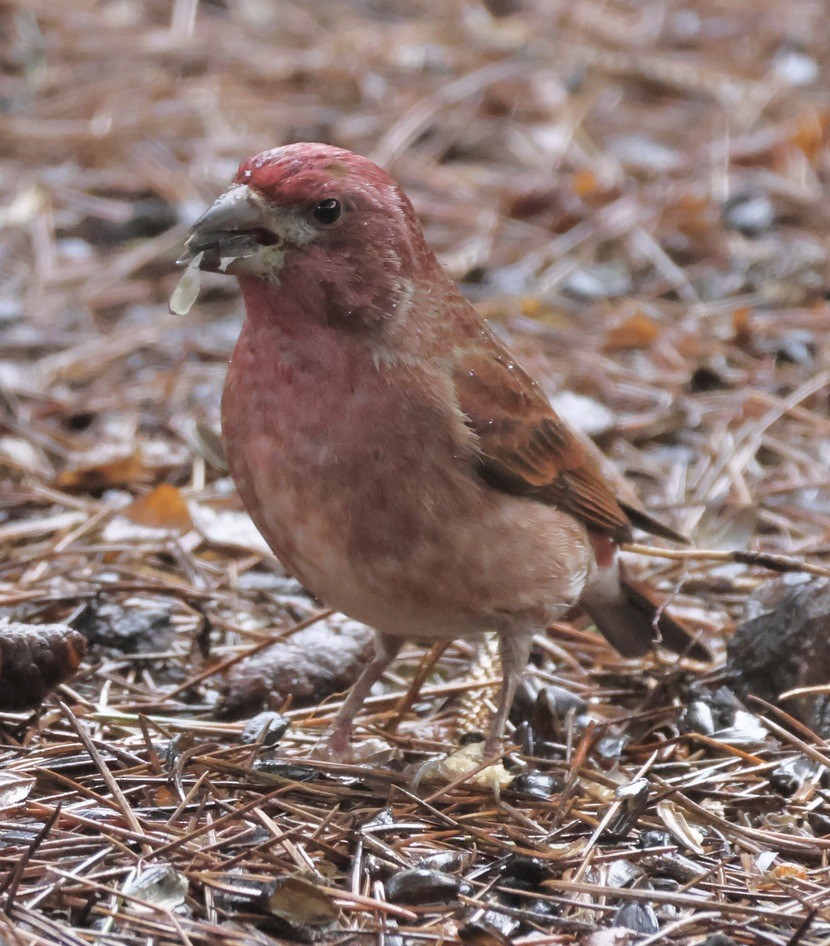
<box><xmin>177</xmin><ymin>143</ymin><xmax>709</xmax><ymax>757</ymax></box>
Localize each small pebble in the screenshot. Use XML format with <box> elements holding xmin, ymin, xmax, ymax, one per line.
<box><xmin>614</xmin><ymin>901</ymin><xmax>659</xmax><ymax>934</ymax></box>
<box><xmin>562</xmin><ymin>263</ymin><xmax>632</xmax><ymax>300</ymax></box>
<box><xmin>385</xmin><ymin>868</ymin><xmax>463</xmax><ymax>905</ymax></box>
<box><xmin>509</xmin><ymin>771</ymin><xmax>563</xmax><ymax>799</ymax></box>
<box><xmin>242</xmin><ymin>711</ymin><xmax>289</xmax><ymax>746</ymax></box>
<box><xmin>682</xmin><ymin>700</ymin><xmax>715</xmax><ymax>735</ymax></box>
<box><xmin>722</xmin><ymin>189</ymin><xmax>774</xmax><ymax>237</ymax></box>
<box><xmin>500</xmin><ymin>855</ymin><xmax>549</xmax><ymax>890</ymax></box>
<box><xmin>771</xmin><ymin>47</ymin><xmax>818</xmax><ymax>86</ymax></box>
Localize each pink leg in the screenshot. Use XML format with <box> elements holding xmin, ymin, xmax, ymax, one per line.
<box><xmin>484</xmin><ymin>631</ymin><xmax>534</xmax><ymax>756</ymax></box>
<box><xmin>319</xmin><ymin>633</ymin><xmax>402</xmax><ymax>756</ymax></box>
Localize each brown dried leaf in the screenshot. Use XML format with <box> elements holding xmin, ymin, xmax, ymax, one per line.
<box><xmin>769</xmin><ymin>862</ymin><xmax>808</xmax><ymax>881</ymax></box>
<box><xmin>0</xmin><ymin>773</ymin><xmax>35</xmax><ymax>809</ymax></box>
<box><xmin>267</xmin><ymin>874</ymin><xmax>339</xmax><ymax>936</ymax></box>
<box><xmin>656</xmin><ymin>800</ymin><xmax>705</xmax><ymax>854</ymax></box>
<box><xmin>732</xmin><ymin>305</ymin><xmax>753</xmax><ymax>347</ymax></box>
<box><xmin>123</xmin><ymin>483</ymin><xmax>193</xmax><ymax>531</ymax></box>
<box><xmin>572</xmin><ymin>168</ymin><xmax>601</xmax><ymax>198</ymax></box>
<box><xmin>57</xmin><ymin>447</ymin><xmax>145</xmax><ymax>490</ymax></box>
<box><xmin>604</xmin><ymin>311</ymin><xmax>660</xmax><ymax>351</ymax></box>
<box><xmin>788</xmin><ymin>109</ymin><xmax>829</xmax><ymax>161</ymax></box>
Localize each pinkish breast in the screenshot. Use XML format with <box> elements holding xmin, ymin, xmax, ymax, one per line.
<box><xmin>221</xmin><ymin>282</ymin><xmax>593</xmax><ymax>639</ymax></box>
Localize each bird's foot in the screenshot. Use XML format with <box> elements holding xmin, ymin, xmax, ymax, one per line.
<box><xmin>310</xmin><ymin>727</ymin><xmax>398</xmax><ymax>764</ymax></box>
<box><xmin>310</xmin><ymin>724</ymin><xmax>351</xmax><ymax>761</ymax></box>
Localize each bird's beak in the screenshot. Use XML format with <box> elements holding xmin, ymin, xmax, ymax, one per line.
<box><xmin>178</xmin><ymin>184</ymin><xmax>282</xmax><ymax>273</ymax></box>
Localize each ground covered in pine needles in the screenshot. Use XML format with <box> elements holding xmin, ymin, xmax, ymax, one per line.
<box><xmin>2</xmin><ymin>1</ymin><xmax>830</xmax><ymax>943</ymax></box>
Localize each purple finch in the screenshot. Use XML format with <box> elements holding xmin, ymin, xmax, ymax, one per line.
<box><xmin>179</xmin><ymin>144</ymin><xmax>707</xmax><ymax>755</ymax></box>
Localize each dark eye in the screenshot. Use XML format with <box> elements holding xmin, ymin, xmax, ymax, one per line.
<box><xmin>312</xmin><ymin>198</ymin><xmax>342</xmax><ymax>225</ymax></box>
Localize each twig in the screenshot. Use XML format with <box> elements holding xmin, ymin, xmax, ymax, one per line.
<box><xmin>1</xmin><ymin>803</ymin><xmax>61</xmax><ymax>914</ymax></box>
<box><xmin>624</xmin><ymin>543</ymin><xmax>830</xmax><ymax>579</ymax></box>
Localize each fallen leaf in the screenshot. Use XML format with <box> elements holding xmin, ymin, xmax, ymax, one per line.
<box><xmin>57</xmin><ymin>447</ymin><xmax>145</xmax><ymax>489</ymax></box>
<box><xmin>572</xmin><ymin>168</ymin><xmax>600</xmax><ymax>197</ymax></box>
<box><xmin>770</xmin><ymin>862</ymin><xmax>808</xmax><ymax>880</ymax></box>
<box><xmin>788</xmin><ymin>109</ymin><xmax>828</xmax><ymax>161</ymax></box>
<box><xmin>549</xmin><ymin>390</ymin><xmax>616</xmax><ymax>438</ymax></box>
<box><xmin>267</xmin><ymin>874</ymin><xmax>339</xmax><ymax>938</ymax></box>
<box><xmin>189</xmin><ymin>502</ymin><xmax>271</xmax><ymax>555</ymax></box>
<box><xmin>0</xmin><ymin>436</ymin><xmax>53</xmax><ymax>477</ymax></box>
<box><xmin>123</xmin><ymin>865</ymin><xmax>188</xmax><ymax>910</ymax></box>
<box><xmin>604</xmin><ymin>311</ymin><xmax>660</xmax><ymax>351</ymax></box>
<box><xmin>656</xmin><ymin>800</ymin><xmax>705</xmax><ymax>854</ymax></box>
<box><xmin>0</xmin><ymin>773</ymin><xmax>35</xmax><ymax>809</ymax></box>
<box><xmin>124</xmin><ymin>483</ymin><xmax>193</xmax><ymax>531</ymax></box>
<box><xmin>732</xmin><ymin>305</ymin><xmax>753</xmax><ymax>347</ymax></box>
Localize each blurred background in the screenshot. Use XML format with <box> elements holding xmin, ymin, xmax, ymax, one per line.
<box><xmin>0</xmin><ymin>0</ymin><xmax>830</xmax><ymax>465</ymax></box>
<box><xmin>2</xmin><ymin>3</ymin><xmax>830</xmax><ymax>942</ymax></box>
<box><xmin>3</xmin><ymin>0</ymin><xmax>830</xmax><ymax>721</ymax></box>
<box><xmin>3</xmin><ymin>0</ymin><xmax>829</xmax><ymax>561</ymax></box>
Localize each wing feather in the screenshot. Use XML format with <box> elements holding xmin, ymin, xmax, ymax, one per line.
<box><xmin>453</xmin><ymin>333</ymin><xmax>633</xmax><ymax>541</ymax></box>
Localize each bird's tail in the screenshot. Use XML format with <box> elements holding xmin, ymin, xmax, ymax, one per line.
<box><xmin>581</xmin><ymin>566</ymin><xmax>709</xmax><ymax>661</ymax></box>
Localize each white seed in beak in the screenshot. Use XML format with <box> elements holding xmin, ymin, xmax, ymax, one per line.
<box><xmin>169</xmin><ymin>251</ymin><xmax>204</xmax><ymax>316</ymax></box>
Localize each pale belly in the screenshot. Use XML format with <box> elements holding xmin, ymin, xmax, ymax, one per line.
<box><xmin>222</xmin><ymin>325</ymin><xmax>593</xmax><ymax>639</ymax></box>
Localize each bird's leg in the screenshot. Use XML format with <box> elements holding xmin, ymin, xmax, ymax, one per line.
<box><xmin>484</xmin><ymin>630</ymin><xmax>534</xmax><ymax>756</ymax></box>
<box><xmin>317</xmin><ymin>632</ymin><xmax>402</xmax><ymax>757</ymax></box>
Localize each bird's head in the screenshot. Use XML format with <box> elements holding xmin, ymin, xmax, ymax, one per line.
<box><xmin>181</xmin><ymin>144</ymin><xmax>433</xmax><ymax>303</ymax></box>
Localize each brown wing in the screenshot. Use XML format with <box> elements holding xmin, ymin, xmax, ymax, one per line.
<box><xmin>453</xmin><ymin>334</ymin><xmax>633</xmax><ymax>542</ymax></box>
